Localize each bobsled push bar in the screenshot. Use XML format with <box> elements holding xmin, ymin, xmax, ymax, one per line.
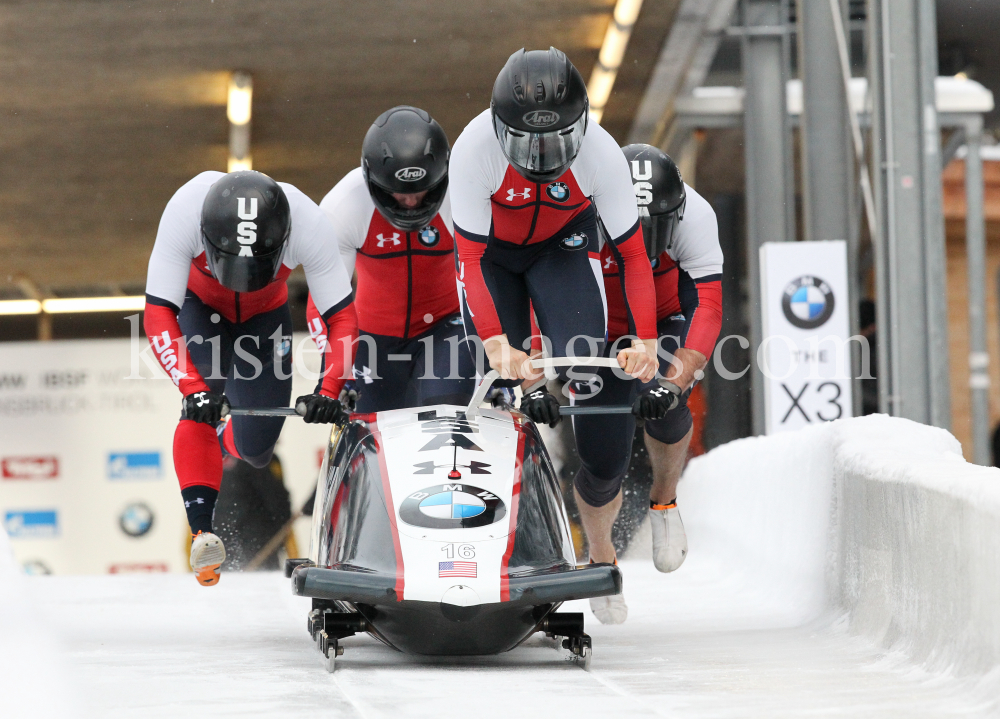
<box><xmin>465</xmin><ymin>356</ymin><xmax>636</xmax><ymax>419</ymax></box>
<box><xmin>226</xmin><ymin>357</ymin><xmax>644</xmax><ymax>418</ymax></box>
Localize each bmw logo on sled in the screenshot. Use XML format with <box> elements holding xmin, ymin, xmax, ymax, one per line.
<box><xmin>286</xmin><ymin>357</ymin><xmax>623</xmax><ymax>671</ymax></box>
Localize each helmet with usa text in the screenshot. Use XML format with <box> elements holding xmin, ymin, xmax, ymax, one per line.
<box><xmin>200</xmin><ymin>171</ymin><xmax>291</xmax><ymax>293</ymax></box>
<box><xmin>361</xmin><ymin>106</ymin><xmax>450</xmax><ymax>232</ymax></box>
<box><xmin>491</xmin><ymin>47</ymin><xmax>589</xmax><ymax>183</ymax></box>
<box><xmin>621</xmin><ymin>144</ymin><xmax>686</xmax><ymax>259</ymax></box>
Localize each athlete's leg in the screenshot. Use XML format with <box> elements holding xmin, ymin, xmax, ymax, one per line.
<box><xmin>570</xmin><ymin>346</ymin><xmax>639</xmax><ymax>563</ymax></box>
<box><xmin>354</xmin><ymin>332</ymin><xmax>412</xmax><ymax>413</ymax></box>
<box><xmin>223</xmin><ymin>303</ymin><xmax>294</xmax><ymax>468</ymax></box>
<box><xmin>571</xmin><ymin>355</ymin><xmax>636</xmax><ymax>624</ymax></box>
<box><xmin>175</xmin><ymin>294</ymin><xmax>235</xmax><ymax>534</ymax></box>
<box><xmin>641</xmin><ymin>316</ymin><xmax>693</xmax><ymax>572</ymax></box>
<box><xmin>641</xmin><ymin>315</ymin><xmax>694</xmax><ymax>503</ymax></box>
<box><xmin>413</xmin><ymin>313</ymin><xmax>476</xmax><ymax>406</ymax></box>
<box><xmin>523</xmin><ymin>210</ymin><xmax>607</xmax><ymax>366</ymax></box>
<box><xmin>646</xmin><ymin>426</ymin><xmax>692</xmax><ymax>504</ymax></box>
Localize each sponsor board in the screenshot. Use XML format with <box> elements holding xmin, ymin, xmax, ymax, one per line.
<box><xmin>2</xmin><ymin>456</ymin><xmax>59</xmax><ymax>479</ymax></box>
<box><xmin>4</xmin><ymin>510</ymin><xmax>58</xmax><ymax>539</ymax></box>
<box><xmin>108</xmin><ymin>451</ymin><xmax>162</xmax><ymax>480</ymax></box>
<box><xmin>759</xmin><ymin>241</ymin><xmax>853</xmax><ymax>434</ymax></box>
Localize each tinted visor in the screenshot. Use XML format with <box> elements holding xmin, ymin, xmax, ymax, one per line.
<box><xmin>493</xmin><ymin>112</ymin><xmax>587</xmax><ymax>175</ymax></box>
<box><xmin>203</xmin><ymin>239</ymin><xmax>286</xmax><ymax>293</ymax></box>
<box><xmin>639</xmin><ymin>204</ymin><xmax>683</xmax><ymax>259</ymax></box>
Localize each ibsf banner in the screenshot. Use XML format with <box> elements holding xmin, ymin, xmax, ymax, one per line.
<box><xmin>0</xmin><ymin>333</ymin><xmax>328</xmax><ymax>575</ymax></box>
<box><xmin>759</xmin><ymin>240</ymin><xmax>854</xmax><ymax>434</ymax></box>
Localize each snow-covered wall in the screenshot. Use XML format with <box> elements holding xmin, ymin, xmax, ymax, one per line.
<box><xmin>680</xmin><ymin>414</ymin><xmax>1000</xmax><ymax>681</ymax></box>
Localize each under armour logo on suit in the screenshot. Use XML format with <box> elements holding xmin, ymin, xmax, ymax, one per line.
<box><xmin>236</xmin><ymin>197</ymin><xmax>258</xmax><ymax>257</ymax></box>
<box><xmin>603</xmin><ymin>255</ymin><xmax>616</xmax><ymax>270</ymax></box>
<box><xmin>376</xmin><ymin>233</ymin><xmax>402</xmax><ymax>247</ymax></box>
<box><xmin>506</xmin><ymin>188</ymin><xmax>531</xmax><ymax>201</ymax></box>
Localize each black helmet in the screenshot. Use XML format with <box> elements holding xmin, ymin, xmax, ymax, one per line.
<box><xmin>491</xmin><ymin>47</ymin><xmax>589</xmax><ymax>183</ymax></box>
<box><xmin>621</xmin><ymin>144</ymin><xmax>686</xmax><ymax>259</ymax></box>
<box><xmin>200</xmin><ymin>171</ymin><xmax>291</xmax><ymax>293</ymax></box>
<box><xmin>361</xmin><ymin>106</ymin><xmax>450</xmax><ymax>231</ymax></box>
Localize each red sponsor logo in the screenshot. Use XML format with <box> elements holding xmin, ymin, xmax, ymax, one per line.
<box><xmin>108</xmin><ymin>563</ymin><xmax>169</xmax><ymax>574</ymax></box>
<box><xmin>2</xmin><ymin>456</ymin><xmax>59</xmax><ymax>480</ymax></box>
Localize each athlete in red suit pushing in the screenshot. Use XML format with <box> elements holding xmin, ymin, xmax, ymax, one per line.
<box><xmin>583</xmin><ymin>145</ymin><xmax>723</xmax><ymax>624</ymax></box>
<box><xmin>306</xmin><ymin>106</ymin><xmax>475</xmax><ymax>412</ymax></box>
<box><xmin>450</xmin><ymin>48</ymin><xmax>672</xmax><ymax>606</ymax></box>
<box><xmin>144</xmin><ymin>171</ymin><xmax>357</xmax><ymax>586</ymax></box>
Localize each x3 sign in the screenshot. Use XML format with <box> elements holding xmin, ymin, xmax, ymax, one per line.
<box><xmin>759</xmin><ymin>241</ymin><xmax>854</xmax><ymax>434</ymax></box>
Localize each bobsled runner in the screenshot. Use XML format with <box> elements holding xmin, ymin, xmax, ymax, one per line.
<box><xmin>284</xmin><ymin>357</ymin><xmax>628</xmax><ymax>671</ymax></box>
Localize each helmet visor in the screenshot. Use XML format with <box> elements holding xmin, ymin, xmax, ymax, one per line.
<box><xmin>493</xmin><ymin>112</ymin><xmax>587</xmax><ymax>176</ymax></box>
<box><xmin>639</xmin><ymin>207</ymin><xmax>681</xmax><ymax>259</ymax></box>
<box><xmin>203</xmin><ymin>239</ymin><xmax>286</xmax><ymax>293</ymax></box>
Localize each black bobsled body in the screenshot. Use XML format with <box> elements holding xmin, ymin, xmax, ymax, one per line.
<box><xmin>290</xmin><ymin>404</ymin><xmax>620</xmax><ymax>658</ymax></box>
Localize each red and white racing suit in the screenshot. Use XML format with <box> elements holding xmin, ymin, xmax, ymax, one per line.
<box><xmin>575</xmin><ymin>183</ymin><xmax>724</xmax><ymax>507</ymax></box>
<box><xmin>450</xmin><ymin>109</ymin><xmax>657</xmax><ymax>356</ymax></box>
<box><xmin>602</xmin><ymin>183</ymin><xmax>723</xmax><ymax>355</ymax></box>
<box><xmin>144</xmin><ymin>171</ymin><xmax>357</xmax><ymax>505</ymax></box>
<box><xmin>305</xmin><ymin>168</ymin><xmax>474</xmax><ymax>411</ymax></box>
<box><xmin>450</xmin><ymin>110</ymin><xmax>658</xmax><ymax>508</ymax></box>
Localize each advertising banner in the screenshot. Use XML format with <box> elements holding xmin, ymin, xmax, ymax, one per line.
<box><xmin>0</xmin><ymin>332</ymin><xmax>329</xmax><ymax>574</ymax></box>
<box><xmin>759</xmin><ymin>241</ymin><xmax>855</xmax><ymax>435</ymax></box>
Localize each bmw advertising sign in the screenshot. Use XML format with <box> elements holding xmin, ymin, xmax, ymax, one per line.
<box><xmin>119</xmin><ymin>502</ymin><xmax>155</xmax><ymax>538</ymax></box>
<box><xmin>759</xmin><ymin>241</ymin><xmax>853</xmax><ymax>435</ymax></box>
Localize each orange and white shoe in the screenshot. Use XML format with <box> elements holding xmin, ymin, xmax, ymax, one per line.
<box><xmin>190</xmin><ymin>531</ymin><xmax>226</xmax><ymax>586</ymax></box>
<box><xmin>649</xmin><ymin>501</ymin><xmax>687</xmax><ymax>573</ymax></box>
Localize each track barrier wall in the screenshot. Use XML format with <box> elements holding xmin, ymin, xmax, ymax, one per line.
<box><xmin>681</xmin><ymin>413</ymin><xmax>1000</xmax><ymax>685</ymax></box>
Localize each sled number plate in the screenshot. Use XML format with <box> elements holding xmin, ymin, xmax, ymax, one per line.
<box><xmin>441</xmin><ymin>543</ymin><xmax>476</xmax><ymax>560</ymax></box>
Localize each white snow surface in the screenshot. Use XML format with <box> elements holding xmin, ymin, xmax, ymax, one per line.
<box><xmin>3</xmin><ymin>414</ymin><xmax>999</xmax><ymax>718</ymax></box>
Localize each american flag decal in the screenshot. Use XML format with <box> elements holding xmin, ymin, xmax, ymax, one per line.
<box><xmin>439</xmin><ymin>561</ymin><xmax>477</xmax><ymax>578</ymax></box>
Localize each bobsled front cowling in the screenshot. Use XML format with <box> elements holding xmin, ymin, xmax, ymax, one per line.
<box><xmin>296</xmin><ymin>405</ymin><xmax>620</xmax><ymax>655</ymax></box>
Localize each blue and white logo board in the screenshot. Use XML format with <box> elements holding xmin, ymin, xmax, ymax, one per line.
<box><xmin>760</xmin><ymin>241</ymin><xmax>854</xmax><ymax>434</ymax></box>
<box><xmin>108</xmin><ymin>452</ymin><xmax>162</xmax><ymax>480</ymax></box>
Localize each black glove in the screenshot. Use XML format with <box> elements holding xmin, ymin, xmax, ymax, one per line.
<box><xmin>338</xmin><ymin>380</ymin><xmax>359</xmax><ymax>412</ymax></box>
<box><xmin>520</xmin><ymin>385</ymin><xmax>562</xmax><ymax>428</ymax></box>
<box><xmin>632</xmin><ymin>383</ymin><xmax>681</xmax><ymax>421</ymax></box>
<box><xmin>183</xmin><ymin>390</ymin><xmax>230</xmax><ymax>424</ymax></box>
<box><xmin>295</xmin><ymin>393</ymin><xmax>348</xmax><ymax>424</ymax></box>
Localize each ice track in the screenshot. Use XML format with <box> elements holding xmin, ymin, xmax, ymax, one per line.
<box><xmin>13</xmin><ymin>554</ymin><xmax>990</xmax><ymax>719</ymax></box>
<box><xmin>6</xmin><ymin>415</ymin><xmax>999</xmax><ymax>718</ymax></box>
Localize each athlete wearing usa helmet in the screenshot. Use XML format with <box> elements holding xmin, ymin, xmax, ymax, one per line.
<box><xmin>451</xmin><ymin>48</ymin><xmax>659</xmax><ymax>603</ymax></box>
<box><xmin>144</xmin><ymin>170</ymin><xmax>358</xmax><ymax>586</ymax></box>
<box><xmin>575</xmin><ymin>144</ymin><xmax>722</xmax><ymax>624</ymax></box>
<box><xmin>307</xmin><ymin>106</ymin><xmax>475</xmax><ymax>412</ymax></box>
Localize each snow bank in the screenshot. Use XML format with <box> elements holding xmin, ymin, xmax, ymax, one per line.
<box><xmin>680</xmin><ymin>414</ymin><xmax>1000</xmax><ymax>683</ymax></box>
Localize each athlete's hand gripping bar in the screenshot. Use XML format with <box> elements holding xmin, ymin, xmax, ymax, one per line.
<box><xmin>466</xmin><ymin>356</ymin><xmax>633</xmax><ymax>419</ymax></box>
<box><xmin>226</xmin><ymin>393</ymin><xmax>348</xmax><ymax>424</ymax></box>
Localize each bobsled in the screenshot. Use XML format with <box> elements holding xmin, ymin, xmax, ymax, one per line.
<box><xmin>285</xmin><ymin>358</ymin><xmax>627</xmax><ymax>670</ymax></box>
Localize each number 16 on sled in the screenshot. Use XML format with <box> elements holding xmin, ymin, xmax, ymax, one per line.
<box><xmin>759</xmin><ymin>240</ymin><xmax>855</xmax><ymax>434</ymax></box>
